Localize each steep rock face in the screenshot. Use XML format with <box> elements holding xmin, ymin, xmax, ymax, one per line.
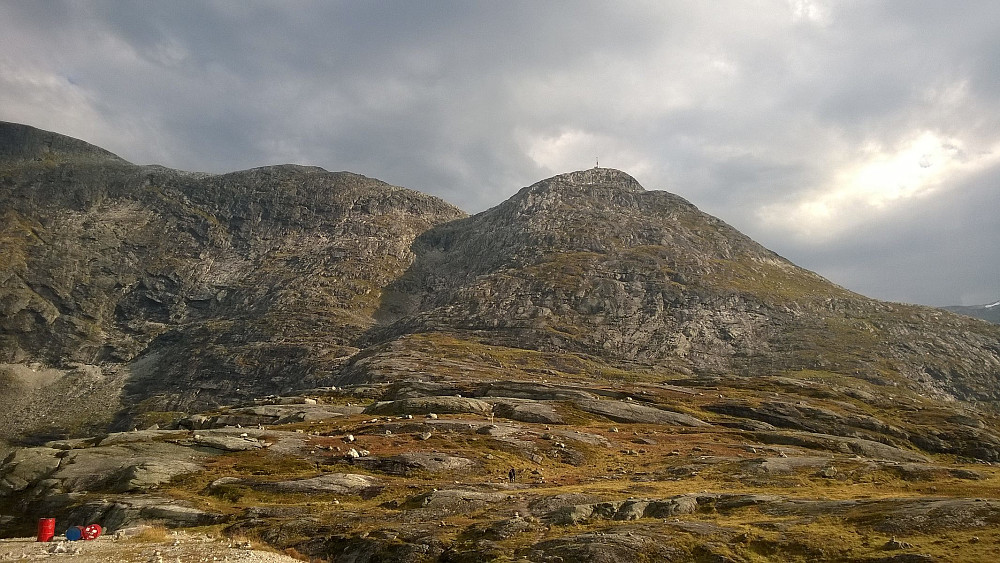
<box><xmin>362</xmin><ymin>169</ymin><xmax>1000</xmax><ymax>404</ymax></box>
<box><xmin>0</xmin><ymin>122</ymin><xmax>464</xmax><ymax>440</ymax></box>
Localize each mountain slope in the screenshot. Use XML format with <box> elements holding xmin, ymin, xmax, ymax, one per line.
<box><xmin>353</xmin><ymin>168</ymin><xmax>1000</xmax><ymax>406</ymax></box>
<box><xmin>2</xmin><ymin>122</ymin><xmax>999</xmax><ymax>445</ymax></box>
<box><xmin>0</xmin><ymin>121</ymin><xmax>465</xmax><ymax>443</ymax></box>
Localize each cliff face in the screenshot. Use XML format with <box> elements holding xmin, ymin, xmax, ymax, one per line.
<box><xmin>0</xmin><ymin>122</ymin><xmax>465</xmax><ymax>441</ymax></box>
<box><xmin>1</xmin><ymin>122</ymin><xmax>999</xmax><ymax>448</ymax></box>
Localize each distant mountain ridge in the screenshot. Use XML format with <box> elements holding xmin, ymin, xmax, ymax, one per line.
<box><xmin>943</xmin><ymin>300</ymin><xmax>1000</xmax><ymax>324</ymax></box>
<box><xmin>1</xmin><ymin>121</ymin><xmax>999</xmax><ymax>450</ymax></box>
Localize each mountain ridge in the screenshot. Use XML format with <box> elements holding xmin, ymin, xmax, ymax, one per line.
<box><xmin>4</xmin><ymin>121</ymin><xmax>1000</xmax><ymax>562</ymax></box>
<box><xmin>1</xmin><ymin>120</ymin><xmax>998</xmax><ymax>438</ymax></box>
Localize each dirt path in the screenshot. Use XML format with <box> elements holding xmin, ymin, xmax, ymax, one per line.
<box><xmin>0</xmin><ymin>533</ymin><xmax>301</xmax><ymax>562</ymax></box>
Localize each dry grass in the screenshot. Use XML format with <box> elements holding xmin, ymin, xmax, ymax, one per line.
<box><xmin>129</xmin><ymin>526</ymin><xmax>172</xmax><ymax>543</ymax></box>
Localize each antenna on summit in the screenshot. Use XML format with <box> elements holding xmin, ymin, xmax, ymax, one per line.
<box><xmin>595</xmin><ymin>157</ymin><xmax>599</xmax><ymax>169</ymax></box>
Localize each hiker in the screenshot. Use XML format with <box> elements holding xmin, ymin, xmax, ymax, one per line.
<box><xmin>508</xmin><ymin>467</ymin><xmax>516</xmax><ymax>483</ymax></box>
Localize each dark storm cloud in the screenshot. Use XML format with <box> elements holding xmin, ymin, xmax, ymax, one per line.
<box><xmin>1</xmin><ymin>1</ymin><xmax>997</xmax><ymax>305</ymax></box>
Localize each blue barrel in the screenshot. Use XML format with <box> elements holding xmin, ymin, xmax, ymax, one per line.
<box><xmin>65</xmin><ymin>526</ymin><xmax>84</xmax><ymax>541</ymax></box>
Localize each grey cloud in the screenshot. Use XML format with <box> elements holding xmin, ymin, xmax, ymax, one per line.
<box><xmin>0</xmin><ymin>1</ymin><xmax>997</xmax><ymax>305</ymax></box>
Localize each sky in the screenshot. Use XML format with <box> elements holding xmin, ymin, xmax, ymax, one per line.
<box><xmin>1</xmin><ymin>1</ymin><xmax>998</xmax><ymax>306</ymax></box>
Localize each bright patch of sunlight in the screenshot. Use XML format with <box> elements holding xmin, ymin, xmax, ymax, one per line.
<box><xmin>760</xmin><ymin>131</ymin><xmax>1000</xmax><ymax>240</ymax></box>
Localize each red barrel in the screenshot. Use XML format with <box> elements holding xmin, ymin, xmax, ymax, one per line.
<box><xmin>81</xmin><ymin>524</ymin><xmax>102</xmax><ymax>540</ymax></box>
<box><xmin>36</xmin><ymin>518</ymin><xmax>56</xmax><ymax>542</ymax></box>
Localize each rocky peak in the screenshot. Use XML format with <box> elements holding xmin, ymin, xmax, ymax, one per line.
<box><xmin>502</xmin><ymin>168</ymin><xmax>645</xmax><ymax>214</ymax></box>
<box><xmin>0</xmin><ymin>121</ymin><xmax>125</xmax><ymax>164</ymax></box>
<box><xmin>531</xmin><ymin>167</ymin><xmax>644</xmax><ymax>194</ymax></box>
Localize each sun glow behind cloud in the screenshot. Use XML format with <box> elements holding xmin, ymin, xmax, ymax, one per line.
<box><xmin>760</xmin><ymin>131</ymin><xmax>1000</xmax><ymax>241</ymax></box>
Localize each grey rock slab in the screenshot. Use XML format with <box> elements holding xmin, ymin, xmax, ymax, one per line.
<box><xmin>65</xmin><ymin>495</ymin><xmax>224</xmax><ymax>531</ymax></box>
<box><xmin>354</xmin><ymin>452</ymin><xmax>476</xmax><ymax>475</ymax></box>
<box><xmin>574</xmin><ymin>399</ymin><xmax>710</xmax><ymax>427</ymax></box>
<box><xmin>546</xmin><ymin>503</ymin><xmax>597</xmax><ymax>525</ymax></box>
<box><xmin>483</xmin><ymin>516</ymin><xmax>543</xmax><ymax>540</ymax></box>
<box><xmin>530</xmin><ymin>527</ymin><xmax>681</xmax><ymax>562</ymax></box>
<box><xmin>488</xmin><ymin>398</ymin><xmax>564</xmax><ymax>424</ymax></box>
<box><xmin>409</xmin><ymin>489</ymin><xmax>507</xmax><ymax>513</ymax></box>
<box><xmin>752</xmin><ymin>431</ymin><xmax>929</xmax><ymax>463</ymax></box>
<box><xmin>474</xmin><ymin>381</ymin><xmax>596</xmax><ymax>402</ymax></box>
<box><xmin>842</xmin><ymin>497</ymin><xmax>1000</xmax><ymax>534</ymax></box>
<box><xmin>364</xmin><ymin>396</ymin><xmax>492</xmax><ymax>416</ymax></box>
<box><xmin>97</xmin><ymin>429</ymin><xmax>188</xmax><ymax>446</ymax></box>
<box><xmin>51</xmin><ymin>442</ymin><xmax>209</xmax><ymax>493</ymax></box>
<box><xmin>546</xmin><ymin>494</ymin><xmax>705</xmax><ymax>525</ymax></box>
<box><xmin>741</xmin><ymin>455</ymin><xmax>835</xmax><ymax>476</ymax></box>
<box><xmin>0</xmin><ymin>447</ymin><xmax>62</xmax><ymax>495</ymax></box>
<box><xmin>193</xmin><ymin>433</ymin><xmax>265</xmax><ymax>452</ymax></box>
<box><xmin>254</xmin><ymin>473</ymin><xmax>381</xmax><ymax>496</ymax></box>
<box><xmin>189</xmin><ymin>428</ymin><xmax>307</xmax><ymax>456</ymax></box>
<box><xmin>230</xmin><ymin>404</ymin><xmax>364</xmax><ymax>424</ymax></box>
<box><xmin>551</xmin><ymin>429</ymin><xmax>611</xmax><ymax>447</ymax></box>
<box><xmin>43</xmin><ymin>438</ymin><xmax>96</xmax><ymax>450</ymax></box>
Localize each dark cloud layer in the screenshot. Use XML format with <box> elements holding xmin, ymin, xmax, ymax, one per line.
<box><xmin>1</xmin><ymin>1</ymin><xmax>997</xmax><ymax>305</ymax></box>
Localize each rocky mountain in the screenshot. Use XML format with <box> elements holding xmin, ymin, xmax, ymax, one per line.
<box><xmin>0</xmin><ymin>121</ymin><xmax>464</xmax><ymax>445</ymax></box>
<box><xmin>944</xmin><ymin>300</ymin><xmax>1000</xmax><ymax>324</ymax></box>
<box><xmin>3</xmin><ymin>122</ymin><xmax>1000</xmax><ymax>561</ymax></box>
<box><xmin>351</xmin><ymin>168</ymin><xmax>1000</xmax><ymax>405</ymax></box>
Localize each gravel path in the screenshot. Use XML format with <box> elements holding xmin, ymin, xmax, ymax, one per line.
<box><xmin>0</xmin><ymin>533</ymin><xmax>302</xmax><ymax>562</ymax></box>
